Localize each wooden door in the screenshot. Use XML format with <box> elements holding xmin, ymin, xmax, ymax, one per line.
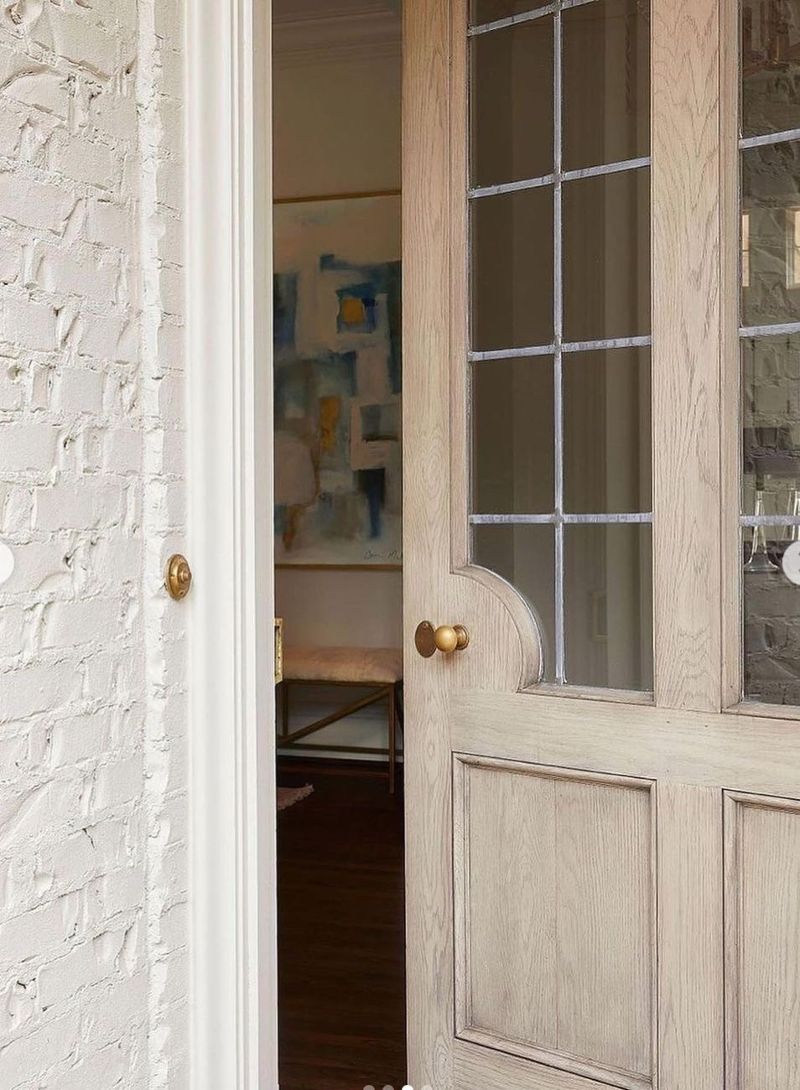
<box><xmin>403</xmin><ymin>1</ymin><xmax>800</xmax><ymax>1088</ymax></box>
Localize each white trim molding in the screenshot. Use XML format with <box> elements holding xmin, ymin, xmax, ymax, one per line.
<box><xmin>187</xmin><ymin>1</ymin><xmax>276</xmax><ymax>1088</ymax></box>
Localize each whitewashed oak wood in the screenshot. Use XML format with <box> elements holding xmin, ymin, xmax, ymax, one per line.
<box><xmin>403</xmin><ymin>2</ymin><xmax>541</xmax><ymax>1087</ymax></box>
<box><xmin>453</xmin><ymin>1038</ymin><xmax>620</xmax><ymax>1090</ymax></box>
<box><xmin>452</xmin><ymin>689</ymin><xmax>800</xmax><ymax>799</ymax></box>
<box><xmin>403</xmin><ymin>1</ymin><xmax>800</xmax><ymax>1089</ymax></box>
<box><xmin>657</xmin><ymin>784</ymin><xmax>724</xmax><ymax>1090</ymax></box>
<box><xmin>720</xmin><ymin>0</ymin><xmax>743</xmax><ymax>710</ymax></box>
<box><xmin>454</xmin><ymin>758</ymin><xmax>653</xmax><ymax>1087</ymax></box>
<box><xmin>726</xmin><ymin>793</ymin><xmax>800</xmax><ymax>1090</ymax></box>
<box><xmin>652</xmin><ymin>0</ymin><xmax>723</xmax><ymax>712</ymax></box>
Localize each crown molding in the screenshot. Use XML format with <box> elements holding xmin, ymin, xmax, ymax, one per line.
<box><xmin>273</xmin><ymin>3</ymin><xmax>401</xmax><ymax>67</ymax></box>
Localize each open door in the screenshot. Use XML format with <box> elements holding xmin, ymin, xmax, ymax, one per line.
<box><xmin>403</xmin><ymin>1</ymin><xmax>800</xmax><ymax>1088</ymax></box>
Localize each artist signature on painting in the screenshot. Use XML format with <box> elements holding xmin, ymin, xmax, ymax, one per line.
<box><xmin>362</xmin><ymin>548</ymin><xmax>402</xmax><ymax>562</ymax></box>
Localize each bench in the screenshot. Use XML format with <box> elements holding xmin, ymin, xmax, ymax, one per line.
<box><xmin>278</xmin><ymin>646</ymin><xmax>403</xmax><ymax>793</ymax></box>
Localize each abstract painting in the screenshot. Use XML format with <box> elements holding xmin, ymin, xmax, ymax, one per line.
<box><xmin>274</xmin><ymin>194</ymin><xmax>402</xmax><ymax>567</ymax></box>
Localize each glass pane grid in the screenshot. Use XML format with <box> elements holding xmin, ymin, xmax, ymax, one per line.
<box><xmin>470</xmin><ymin>0</ymin><xmax>652</xmax><ymax>689</ymax></box>
<box><xmin>469</xmin><ymin>0</ymin><xmax>599</xmax><ymax>36</ymax></box>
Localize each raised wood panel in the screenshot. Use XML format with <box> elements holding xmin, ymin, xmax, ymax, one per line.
<box><xmin>454</xmin><ymin>756</ymin><xmax>654</xmax><ymax>1087</ymax></box>
<box><xmin>726</xmin><ymin>792</ymin><xmax>800</xmax><ymax>1090</ymax></box>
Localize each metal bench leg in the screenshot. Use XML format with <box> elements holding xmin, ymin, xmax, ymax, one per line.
<box><xmin>281</xmin><ymin>680</ymin><xmax>290</xmax><ymax>738</ymax></box>
<box><xmin>388</xmin><ymin>683</ymin><xmax>397</xmax><ymax>794</ymax></box>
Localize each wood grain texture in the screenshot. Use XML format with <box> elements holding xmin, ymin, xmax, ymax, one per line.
<box><xmin>657</xmin><ymin>783</ymin><xmax>724</xmax><ymax>1090</ymax></box>
<box><xmin>453</xmin><ymin>688</ymin><xmax>800</xmax><ymax>799</ymax></box>
<box><xmin>454</xmin><ymin>757</ymin><xmax>559</xmax><ymax>1049</ymax></box>
<box><xmin>652</xmin><ymin>0</ymin><xmax>722</xmax><ymax>712</ymax></box>
<box><xmin>403</xmin><ymin>0</ymin><xmax>549</xmax><ymax>1079</ymax></box>
<box><xmin>719</xmin><ymin>0</ymin><xmax>743</xmax><ymax>710</ymax></box>
<box><xmin>725</xmin><ymin>793</ymin><xmax>800</xmax><ymax>1090</ymax></box>
<box><xmin>455</xmin><ymin>757</ymin><xmax>653</xmax><ymax>1087</ymax></box>
<box><xmin>402</xmin><ymin>0</ymin><xmax>456</xmax><ymax>1083</ymax></box>
<box><xmin>453</xmin><ymin>1038</ymin><xmax>617</xmax><ymax>1090</ymax></box>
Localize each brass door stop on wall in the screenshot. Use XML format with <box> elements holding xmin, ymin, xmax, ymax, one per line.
<box><xmin>166</xmin><ymin>554</ymin><xmax>192</xmax><ymax>600</ymax></box>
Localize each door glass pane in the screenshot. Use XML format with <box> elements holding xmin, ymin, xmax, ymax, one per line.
<box><xmin>565</xmin><ymin>523</ymin><xmax>653</xmax><ymax>690</ymax></box>
<box><xmin>741</xmin><ymin>141</ymin><xmax>800</xmax><ymax>329</ymax></box>
<box><xmin>473</xmin><ymin>357</ymin><xmax>555</xmax><ymax>514</ymax></box>
<box><xmin>564</xmin><ymin>347</ymin><xmax>652</xmax><ymax>514</ymax></box>
<box><xmin>471</xmin><ymin>188</ymin><xmax>554</xmax><ymax>352</ymax></box>
<box><xmin>468</xmin><ymin>0</ymin><xmax>652</xmax><ymax>691</ymax></box>
<box><xmin>473</xmin><ymin>524</ymin><xmax>557</xmax><ymax>681</ymax></box>
<box><xmin>741</xmin><ymin>0</ymin><xmax>800</xmax><ymax>140</ymax></box>
<box><xmin>563</xmin><ymin>167</ymin><xmax>651</xmax><ymax>343</ymax></box>
<box><xmin>739</xmin><ymin>8</ymin><xmax>800</xmax><ymax>704</ymax></box>
<box><xmin>471</xmin><ymin>18</ymin><xmax>553</xmax><ymax>187</ymax></box>
<box><xmin>563</xmin><ymin>0</ymin><xmax>650</xmax><ymax>172</ymax></box>
<box><xmin>742</xmin><ymin>334</ymin><xmax>800</xmax><ymax>702</ymax></box>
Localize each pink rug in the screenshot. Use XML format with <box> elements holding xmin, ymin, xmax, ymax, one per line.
<box><xmin>277</xmin><ymin>784</ymin><xmax>314</xmax><ymax>812</ymax></box>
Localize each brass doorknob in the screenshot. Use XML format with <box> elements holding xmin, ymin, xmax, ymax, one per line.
<box><xmin>166</xmin><ymin>554</ymin><xmax>192</xmax><ymax>600</ymax></box>
<box><xmin>415</xmin><ymin>621</ymin><xmax>470</xmax><ymax>658</ymax></box>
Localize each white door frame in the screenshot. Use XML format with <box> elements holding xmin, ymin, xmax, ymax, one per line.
<box><xmin>187</xmin><ymin>1</ymin><xmax>277</xmax><ymax>1087</ymax></box>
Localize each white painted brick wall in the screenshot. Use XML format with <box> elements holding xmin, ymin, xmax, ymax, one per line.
<box><xmin>0</xmin><ymin>2</ymin><xmax>188</xmax><ymax>1088</ymax></box>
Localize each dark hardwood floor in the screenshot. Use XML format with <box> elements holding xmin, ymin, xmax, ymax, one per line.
<box><xmin>277</xmin><ymin>759</ymin><xmax>407</xmax><ymax>1090</ymax></box>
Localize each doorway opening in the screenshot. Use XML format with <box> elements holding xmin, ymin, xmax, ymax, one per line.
<box><xmin>271</xmin><ymin>4</ymin><xmax>406</xmax><ymax>1088</ymax></box>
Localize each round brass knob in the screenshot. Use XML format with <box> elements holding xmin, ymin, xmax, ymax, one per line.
<box><xmin>414</xmin><ymin>621</ymin><xmax>470</xmax><ymax>658</ymax></box>
<box><xmin>166</xmin><ymin>554</ymin><xmax>192</xmax><ymax>601</ymax></box>
<box><xmin>433</xmin><ymin>624</ymin><xmax>470</xmax><ymax>654</ymax></box>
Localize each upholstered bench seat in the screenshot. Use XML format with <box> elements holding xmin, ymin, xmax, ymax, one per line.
<box><xmin>283</xmin><ymin>646</ymin><xmax>403</xmax><ymax>685</ymax></box>
<box><xmin>279</xmin><ymin>645</ymin><xmax>404</xmax><ymax>792</ymax></box>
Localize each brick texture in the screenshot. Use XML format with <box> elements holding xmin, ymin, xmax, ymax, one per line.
<box><xmin>0</xmin><ymin>2</ymin><xmax>187</xmax><ymax>1088</ymax></box>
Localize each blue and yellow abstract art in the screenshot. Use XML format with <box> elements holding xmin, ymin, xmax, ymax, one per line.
<box><xmin>274</xmin><ymin>194</ymin><xmax>402</xmax><ymax>567</ymax></box>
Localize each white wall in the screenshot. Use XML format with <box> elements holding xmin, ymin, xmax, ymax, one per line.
<box><xmin>273</xmin><ymin>40</ymin><xmax>403</xmax><ymax>657</ymax></box>
<box><xmin>0</xmin><ymin>1</ymin><xmax>187</xmax><ymax>1086</ymax></box>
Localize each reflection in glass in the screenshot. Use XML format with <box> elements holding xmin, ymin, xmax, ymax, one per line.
<box><xmin>564</xmin><ymin>524</ymin><xmax>653</xmax><ymax>690</ymax></box>
<box><xmin>741</xmin><ymin>141</ymin><xmax>800</xmax><ymax>328</ymax></box>
<box><xmin>562</xmin><ymin>0</ymin><xmax>650</xmax><ymax>172</ymax></box>
<box><xmin>471</xmin><ymin>18</ymin><xmax>553</xmax><ymax>188</ymax></box>
<box><xmin>563</xmin><ymin>348</ymin><xmax>651</xmax><ymax>514</ymax></box>
<box><xmin>741</xmin><ymin>0</ymin><xmax>800</xmax><ymax>139</ymax></box>
<box><xmin>742</xmin><ymin>335</ymin><xmax>800</xmax><ymax>701</ymax></box>
<box><xmin>744</xmin><ymin>541</ymin><xmax>800</xmax><ymax>705</ymax></box>
<box><xmin>473</xmin><ymin>524</ymin><xmax>556</xmax><ymax>681</ymax></box>
<box><xmin>470</xmin><ymin>0</ymin><xmax>550</xmax><ymax>26</ymax></box>
<box><xmin>742</xmin><ymin>334</ymin><xmax>800</xmax><ymax>513</ymax></box>
<box><xmin>563</xmin><ymin>167</ymin><xmax>650</xmax><ymax>343</ymax></box>
<box><xmin>472</xmin><ymin>357</ymin><xmax>554</xmax><ymax>514</ymax></box>
<box><xmin>471</xmin><ymin>187</ymin><xmax>554</xmax><ymax>351</ymax></box>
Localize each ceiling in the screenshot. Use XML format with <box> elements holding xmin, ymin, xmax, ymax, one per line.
<box><xmin>272</xmin><ymin>0</ymin><xmax>401</xmax><ymax>64</ymax></box>
<box><xmin>272</xmin><ymin>0</ymin><xmax>400</xmax><ymax>20</ymax></box>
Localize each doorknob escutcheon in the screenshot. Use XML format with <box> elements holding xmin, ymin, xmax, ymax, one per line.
<box><xmin>415</xmin><ymin>620</ymin><xmax>470</xmax><ymax>658</ymax></box>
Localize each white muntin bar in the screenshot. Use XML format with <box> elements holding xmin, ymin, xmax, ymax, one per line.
<box><xmin>469</xmin><ymin>334</ymin><xmax>651</xmax><ymax>362</ymax></box>
<box><xmin>740</xmin><ymin>321</ymin><xmax>800</xmax><ymax>339</ymax></box>
<box><xmin>468</xmin><ymin>156</ymin><xmax>650</xmax><ymax>200</ymax></box>
<box><xmin>553</xmin><ymin>1</ymin><xmax>566</xmax><ymax>684</ymax></box>
<box><xmin>741</xmin><ymin>515</ymin><xmax>800</xmax><ymax>527</ymax></box>
<box><xmin>739</xmin><ymin>127</ymin><xmax>800</xmax><ymax>151</ymax></box>
<box><xmin>470</xmin><ymin>513</ymin><xmax>654</xmax><ymax>525</ymax></box>
<box><xmin>469</xmin><ymin>0</ymin><xmax>599</xmax><ymax>37</ymax></box>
